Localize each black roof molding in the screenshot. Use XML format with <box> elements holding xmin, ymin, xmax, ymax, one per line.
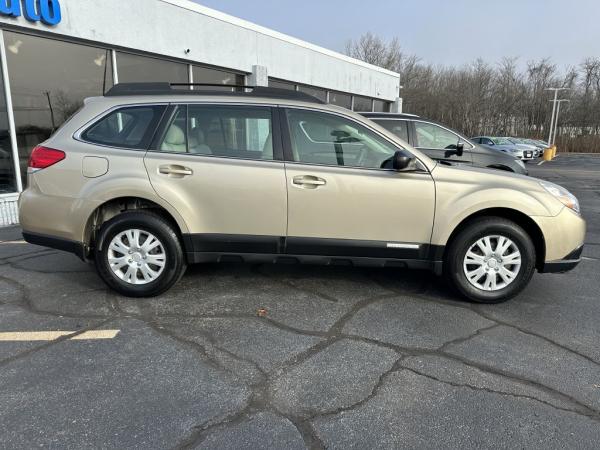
<box><xmin>104</xmin><ymin>82</ymin><xmax>326</xmax><ymax>104</ymax></box>
<box><xmin>361</xmin><ymin>112</ymin><xmax>420</xmax><ymax>119</ymax></box>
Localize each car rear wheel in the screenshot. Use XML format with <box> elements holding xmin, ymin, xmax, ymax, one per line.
<box><xmin>444</xmin><ymin>217</ymin><xmax>536</xmax><ymax>303</ymax></box>
<box><xmin>95</xmin><ymin>211</ymin><xmax>187</xmax><ymax>297</ymax></box>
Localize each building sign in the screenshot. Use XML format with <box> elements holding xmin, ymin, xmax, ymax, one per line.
<box><xmin>0</xmin><ymin>0</ymin><xmax>61</xmax><ymax>26</ymax></box>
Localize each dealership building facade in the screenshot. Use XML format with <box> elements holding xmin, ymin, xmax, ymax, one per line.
<box><xmin>0</xmin><ymin>0</ymin><xmax>401</xmax><ymax>225</ymax></box>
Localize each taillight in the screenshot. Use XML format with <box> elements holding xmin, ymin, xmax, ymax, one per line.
<box><xmin>29</xmin><ymin>146</ymin><xmax>65</xmax><ymax>170</ymax></box>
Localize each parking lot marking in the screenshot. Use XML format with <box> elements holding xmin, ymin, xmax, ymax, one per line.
<box><xmin>537</xmin><ymin>161</ymin><xmax>546</xmax><ymax>166</ymax></box>
<box><xmin>0</xmin><ymin>330</ymin><xmax>120</xmax><ymax>341</ymax></box>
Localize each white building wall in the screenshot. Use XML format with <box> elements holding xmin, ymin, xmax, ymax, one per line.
<box><xmin>0</xmin><ymin>0</ymin><xmax>400</xmax><ymax>100</ymax></box>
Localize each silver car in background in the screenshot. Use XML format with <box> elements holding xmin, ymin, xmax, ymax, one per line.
<box><xmin>471</xmin><ymin>136</ymin><xmax>535</xmax><ymax>161</ymax></box>
<box><xmin>504</xmin><ymin>137</ymin><xmax>542</xmax><ymax>158</ymax></box>
<box><xmin>521</xmin><ymin>138</ymin><xmax>550</xmax><ymax>157</ymax></box>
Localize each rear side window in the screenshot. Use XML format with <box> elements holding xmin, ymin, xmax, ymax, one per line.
<box><xmin>82</xmin><ymin>105</ymin><xmax>166</xmax><ymax>149</ymax></box>
<box><xmin>156</xmin><ymin>105</ymin><xmax>274</xmax><ymax>160</ymax></box>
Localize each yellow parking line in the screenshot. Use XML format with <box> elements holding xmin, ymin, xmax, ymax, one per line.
<box><xmin>0</xmin><ymin>330</ymin><xmax>120</xmax><ymax>341</ymax></box>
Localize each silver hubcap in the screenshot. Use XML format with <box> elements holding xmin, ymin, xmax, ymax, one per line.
<box><xmin>108</xmin><ymin>229</ymin><xmax>166</xmax><ymax>285</ymax></box>
<box><xmin>463</xmin><ymin>235</ymin><xmax>522</xmax><ymax>291</ymax></box>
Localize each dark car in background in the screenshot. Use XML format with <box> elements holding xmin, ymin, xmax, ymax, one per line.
<box><xmin>362</xmin><ymin>113</ymin><xmax>528</xmax><ymax>175</ymax></box>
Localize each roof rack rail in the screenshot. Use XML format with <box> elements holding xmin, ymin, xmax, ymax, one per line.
<box><xmin>361</xmin><ymin>112</ymin><xmax>420</xmax><ymax>118</ymax></box>
<box><xmin>104</xmin><ymin>82</ymin><xmax>326</xmax><ymax>104</ymax></box>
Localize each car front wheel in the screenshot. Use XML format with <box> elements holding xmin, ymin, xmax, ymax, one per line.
<box><xmin>95</xmin><ymin>211</ymin><xmax>187</xmax><ymax>297</ymax></box>
<box><xmin>444</xmin><ymin>217</ymin><xmax>536</xmax><ymax>303</ymax></box>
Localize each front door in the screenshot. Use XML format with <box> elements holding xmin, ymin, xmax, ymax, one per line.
<box><xmin>282</xmin><ymin>108</ymin><xmax>436</xmax><ymax>260</ymax></box>
<box><xmin>412</xmin><ymin>120</ymin><xmax>473</xmax><ymax>165</ymax></box>
<box><xmin>144</xmin><ymin>104</ymin><xmax>287</xmax><ymax>254</ymax></box>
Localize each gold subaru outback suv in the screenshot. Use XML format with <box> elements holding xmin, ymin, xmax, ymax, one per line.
<box><xmin>19</xmin><ymin>83</ymin><xmax>585</xmax><ymax>303</ymax></box>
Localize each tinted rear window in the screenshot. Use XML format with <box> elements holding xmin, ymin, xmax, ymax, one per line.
<box><xmin>82</xmin><ymin>105</ymin><xmax>166</xmax><ymax>149</ymax></box>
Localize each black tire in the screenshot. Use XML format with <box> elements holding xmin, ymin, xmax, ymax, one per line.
<box><xmin>444</xmin><ymin>217</ymin><xmax>536</xmax><ymax>303</ymax></box>
<box><xmin>94</xmin><ymin>211</ymin><xmax>187</xmax><ymax>297</ymax></box>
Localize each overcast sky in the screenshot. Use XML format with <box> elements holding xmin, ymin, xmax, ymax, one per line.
<box><xmin>193</xmin><ymin>0</ymin><xmax>598</xmax><ymax>69</ymax></box>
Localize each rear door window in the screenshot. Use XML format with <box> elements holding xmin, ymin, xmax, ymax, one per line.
<box><xmin>156</xmin><ymin>105</ymin><xmax>275</xmax><ymax>160</ymax></box>
<box><xmin>82</xmin><ymin>105</ymin><xmax>166</xmax><ymax>149</ymax></box>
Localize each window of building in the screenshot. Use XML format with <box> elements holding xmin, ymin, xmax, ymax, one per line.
<box><xmin>414</xmin><ymin>122</ymin><xmax>460</xmax><ymax>149</ymax></box>
<box><xmin>352</xmin><ymin>96</ymin><xmax>373</xmax><ymax>112</ymax></box>
<box><xmin>286</xmin><ymin>109</ymin><xmax>404</xmax><ymax>169</ymax></box>
<box><xmin>0</xmin><ymin>67</ymin><xmax>16</xmax><ymax>193</ymax></box>
<box><xmin>297</xmin><ymin>85</ymin><xmax>327</xmax><ymax>102</ymax></box>
<box><xmin>158</xmin><ymin>105</ymin><xmax>273</xmax><ymax>160</ymax></box>
<box><xmin>373</xmin><ymin>100</ymin><xmax>390</xmax><ymax>113</ymax></box>
<box><xmin>268</xmin><ymin>79</ymin><xmax>297</xmax><ymax>90</ymax></box>
<box><xmin>116</xmin><ymin>52</ymin><xmax>188</xmax><ymax>83</ymax></box>
<box><xmin>375</xmin><ymin>120</ymin><xmax>410</xmax><ymax>143</ymax></box>
<box><xmin>328</xmin><ymin>91</ymin><xmax>352</xmax><ymax>109</ymax></box>
<box><xmin>82</xmin><ymin>106</ymin><xmax>166</xmax><ymax>149</ymax></box>
<box><xmin>4</xmin><ymin>31</ymin><xmax>114</xmax><ymax>186</ymax></box>
<box><xmin>192</xmin><ymin>66</ymin><xmax>244</xmax><ymax>91</ymax></box>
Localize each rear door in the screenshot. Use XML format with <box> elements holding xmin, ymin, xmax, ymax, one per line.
<box><xmin>411</xmin><ymin>120</ymin><xmax>473</xmax><ymax>165</ymax></box>
<box><xmin>144</xmin><ymin>103</ymin><xmax>288</xmax><ymax>254</ymax></box>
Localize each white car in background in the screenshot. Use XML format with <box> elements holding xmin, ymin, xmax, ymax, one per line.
<box><xmin>472</xmin><ymin>136</ymin><xmax>536</xmax><ymax>161</ymax></box>
<box><xmin>504</xmin><ymin>137</ymin><xmax>541</xmax><ymax>158</ymax></box>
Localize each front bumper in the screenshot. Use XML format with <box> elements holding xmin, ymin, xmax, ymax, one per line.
<box><xmin>520</xmin><ymin>150</ymin><xmax>535</xmax><ymax>160</ymax></box>
<box><xmin>532</xmin><ymin>207</ymin><xmax>586</xmax><ymax>273</ymax></box>
<box><xmin>539</xmin><ymin>245</ymin><xmax>583</xmax><ymax>273</ymax></box>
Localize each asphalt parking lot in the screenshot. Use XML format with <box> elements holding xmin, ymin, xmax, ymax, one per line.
<box><xmin>1</xmin><ymin>153</ymin><xmax>599</xmax><ymax>449</ymax></box>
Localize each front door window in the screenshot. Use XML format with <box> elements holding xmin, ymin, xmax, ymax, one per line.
<box><xmin>286</xmin><ymin>109</ymin><xmax>406</xmax><ymax>169</ymax></box>
<box><xmin>414</xmin><ymin>122</ymin><xmax>461</xmax><ymax>150</ymax></box>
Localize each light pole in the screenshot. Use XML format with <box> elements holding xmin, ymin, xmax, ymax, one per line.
<box><xmin>552</xmin><ymin>99</ymin><xmax>570</xmax><ymax>147</ymax></box>
<box><xmin>545</xmin><ymin>87</ymin><xmax>570</xmax><ymax>145</ymax></box>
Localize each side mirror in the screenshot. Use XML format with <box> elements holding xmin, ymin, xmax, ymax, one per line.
<box><xmin>392</xmin><ymin>151</ymin><xmax>414</xmax><ymax>171</ymax></box>
<box><xmin>456</xmin><ymin>142</ymin><xmax>465</xmax><ymax>157</ymax></box>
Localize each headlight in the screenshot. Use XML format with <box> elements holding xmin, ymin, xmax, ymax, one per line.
<box><xmin>540</xmin><ymin>181</ymin><xmax>580</xmax><ymax>214</ymax></box>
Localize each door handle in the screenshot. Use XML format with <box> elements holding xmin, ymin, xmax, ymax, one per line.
<box><xmin>158</xmin><ymin>165</ymin><xmax>193</xmax><ymax>177</ymax></box>
<box><xmin>292</xmin><ymin>175</ymin><xmax>327</xmax><ymax>188</ymax></box>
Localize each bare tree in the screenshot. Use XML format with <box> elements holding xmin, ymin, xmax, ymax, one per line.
<box><xmin>346</xmin><ymin>33</ymin><xmax>600</xmax><ymax>152</ymax></box>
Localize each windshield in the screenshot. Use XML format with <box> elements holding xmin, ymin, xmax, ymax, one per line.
<box><xmin>490</xmin><ymin>137</ymin><xmax>512</xmax><ymax>145</ymax></box>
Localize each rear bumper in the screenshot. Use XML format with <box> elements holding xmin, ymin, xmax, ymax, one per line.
<box><xmin>539</xmin><ymin>245</ymin><xmax>583</xmax><ymax>273</ymax></box>
<box><xmin>22</xmin><ymin>231</ymin><xmax>86</xmax><ymax>260</ymax></box>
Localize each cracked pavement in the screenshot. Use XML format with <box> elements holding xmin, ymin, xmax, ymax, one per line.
<box><xmin>1</xmin><ymin>154</ymin><xmax>599</xmax><ymax>449</ymax></box>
